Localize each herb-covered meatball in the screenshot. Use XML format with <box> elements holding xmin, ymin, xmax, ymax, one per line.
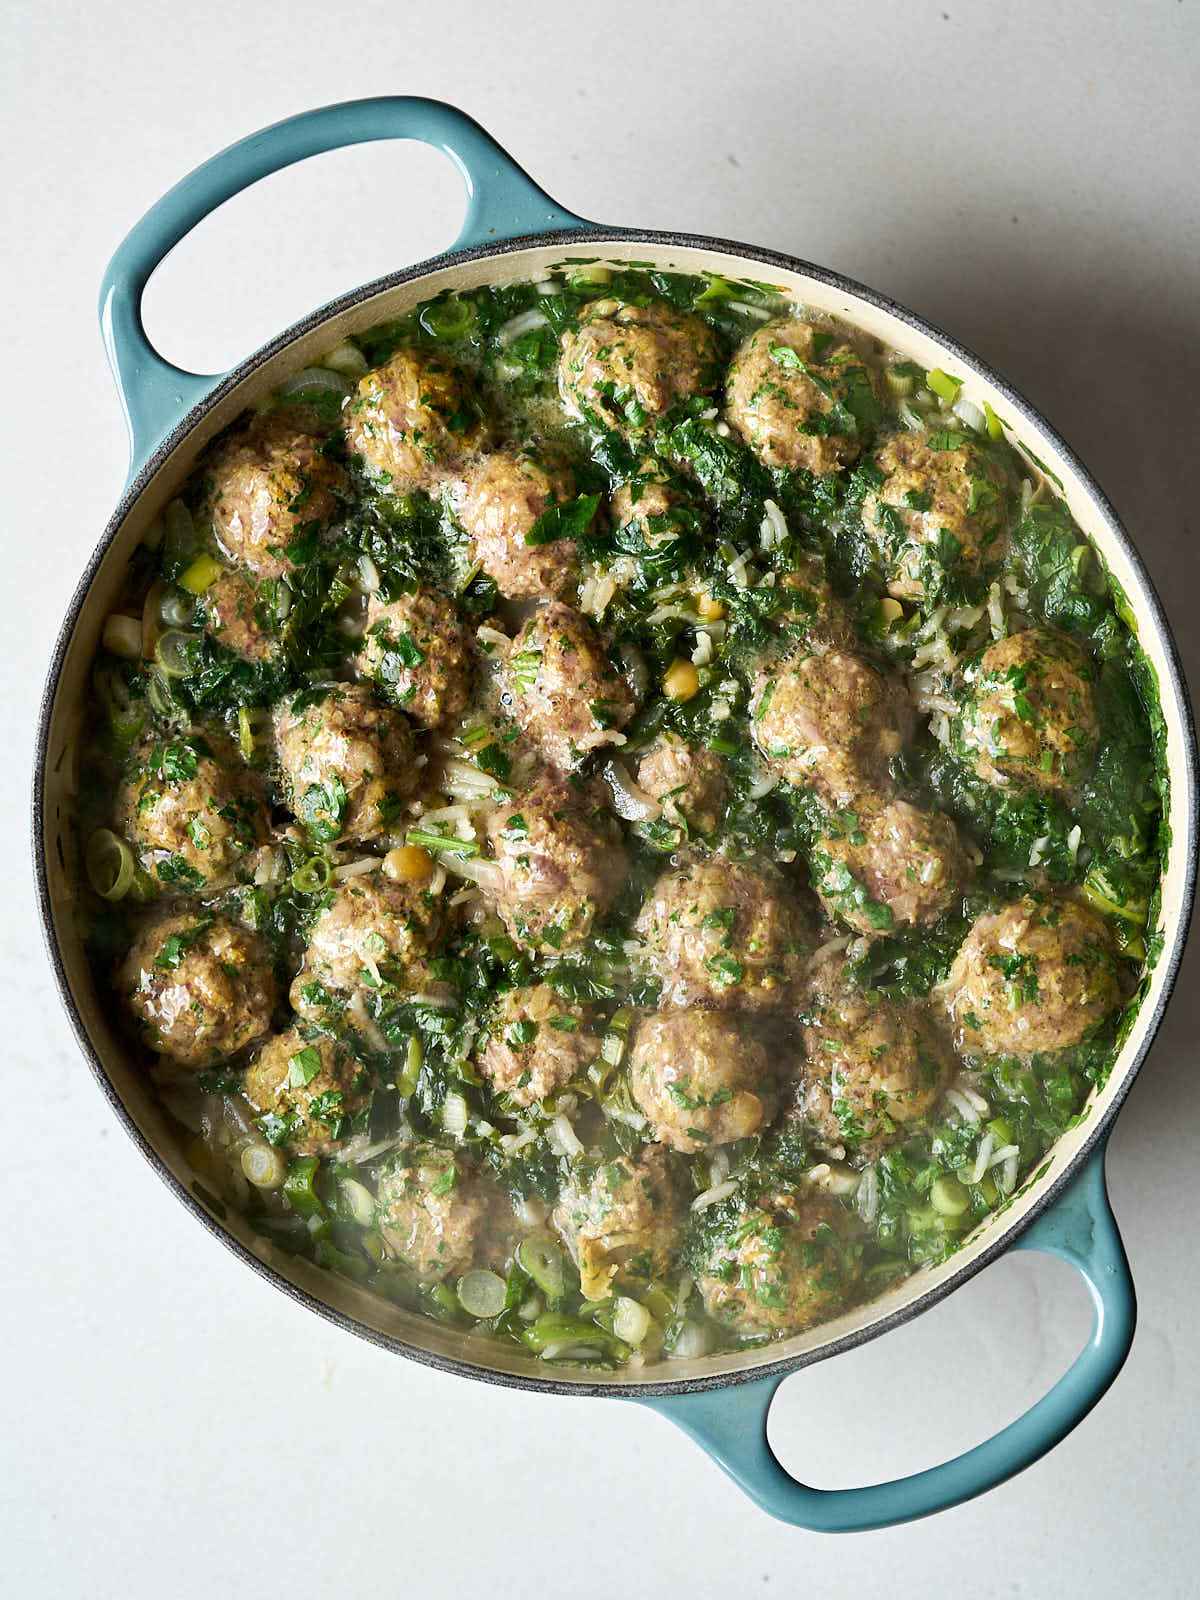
<box><xmin>484</xmin><ymin>773</ymin><xmax>627</xmax><ymax>952</ymax></box>
<box><xmin>811</xmin><ymin>798</ymin><xmax>971</xmax><ymax>936</ymax></box>
<box><xmin>243</xmin><ymin>1029</ymin><xmax>368</xmax><ymax>1155</ymax></box>
<box><xmin>725</xmin><ymin>319</ymin><xmax>881</xmax><ymax>475</ymax></box>
<box><xmin>799</xmin><ymin>954</ymin><xmax>954</xmax><ymax>1154</ymax></box>
<box><xmin>356</xmin><ymin>586</ymin><xmax>473</xmax><ymax>728</ymax></box>
<box><xmin>558</xmin><ymin>298</ymin><xmax>720</xmax><ymax>431</ymax></box>
<box><xmin>289</xmin><ymin>872</ymin><xmax>448</xmax><ymax>1026</ymax></box>
<box><xmin>195</xmin><ymin>567</ymin><xmax>279</xmax><ymax>663</ymax></box>
<box><xmin>345</xmin><ymin>347</ymin><xmax>488</xmax><ymax>493</ymax></box>
<box><xmin>629</xmin><ymin>1009</ymin><xmax>776</xmax><ymax>1153</ymax></box>
<box><xmin>119</xmin><ymin>910</ymin><xmax>276</xmax><ymax>1066</ymax></box>
<box><xmin>751</xmin><ymin>647</ymin><xmax>913</xmax><ymax>807</ymax></box>
<box><xmin>116</xmin><ymin>735</ymin><xmax>265</xmax><ymax>893</ymax></box>
<box><xmin>454</xmin><ymin>447</ymin><xmax>586</xmax><ymax>599</ymax></box>
<box><xmin>478</xmin><ymin>984</ymin><xmax>599</xmax><ymax>1108</ymax></box>
<box><xmin>206</xmin><ymin>416</ymin><xmax>344</xmax><ymax>580</ymax></box>
<box><xmin>274</xmin><ymin>684</ymin><xmax>417</xmax><ymax>844</ymax></box>
<box><xmin>774</xmin><ymin>555</ymin><xmax>852</xmax><ymax>646</ymax></box>
<box><xmin>863</xmin><ymin>429</ymin><xmax>1014</xmax><ymax>600</ymax></box>
<box><xmin>635</xmin><ymin>855</ymin><xmax>813</xmax><ymax>1011</ymax></box>
<box><xmin>635</xmin><ymin>734</ymin><xmax>728</xmax><ymax>838</ymax></box>
<box><xmin>553</xmin><ymin>1146</ymin><xmax>684</xmax><ymax>1299</ymax></box>
<box><xmin>956</xmin><ymin>627</ymin><xmax>1099</xmax><ymax>796</ymax></box>
<box><xmin>501</xmin><ymin>602</ymin><xmax>635</xmax><ymax>772</ymax></box>
<box><xmin>942</xmin><ymin>895</ymin><xmax>1122</xmax><ymax>1057</ymax></box>
<box><xmin>696</xmin><ymin>1195</ymin><xmax>862</xmax><ymax>1336</ymax></box>
<box><xmin>375</xmin><ymin>1146</ymin><xmax>500</xmax><ymax>1282</ymax></box>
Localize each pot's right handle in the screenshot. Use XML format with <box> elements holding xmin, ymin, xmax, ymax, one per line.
<box><xmin>99</xmin><ymin>96</ymin><xmax>594</xmax><ymax>479</ymax></box>
<box><xmin>632</xmin><ymin>1141</ymin><xmax>1135</xmax><ymax>1532</ymax></box>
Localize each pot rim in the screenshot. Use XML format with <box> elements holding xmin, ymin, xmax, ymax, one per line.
<box><xmin>33</xmin><ymin>226</ymin><xmax>1199</xmax><ymax>1398</ymax></box>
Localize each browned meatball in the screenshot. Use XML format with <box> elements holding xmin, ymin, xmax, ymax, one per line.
<box><xmin>942</xmin><ymin>895</ymin><xmax>1122</xmax><ymax>1057</ymax></box>
<box><xmin>196</xmin><ymin>567</ymin><xmax>279</xmax><ymax>663</ymax></box>
<box><xmin>501</xmin><ymin>602</ymin><xmax>635</xmax><ymax>772</ymax></box>
<box><xmin>635</xmin><ymin>734</ymin><xmax>728</xmax><ymax>837</ymax></box>
<box><xmin>697</xmin><ymin>1196</ymin><xmax>862</xmax><ymax>1336</ymax></box>
<box><xmin>119</xmin><ymin>910</ymin><xmax>275</xmax><ymax>1066</ymax></box>
<box><xmin>629</xmin><ymin>1009</ymin><xmax>776</xmax><ymax>1153</ymax></box>
<box><xmin>751</xmin><ymin>647</ymin><xmax>913</xmax><ymax>807</ymax></box>
<box><xmin>484</xmin><ymin>774</ymin><xmax>627</xmax><ymax>952</ymax></box>
<box><xmin>374</xmin><ymin>1146</ymin><xmax>499</xmax><ymax>1282</ymax></box>
<box><xmin>634</xmin><ymin>855</ymin><xmax>812</xmax><ymax>1011</ymax></box>
<box><xmin>725</xmin><ymin>319</ymin><xmax>881</xmax><ymax>475</ymax></box>
<box><xmin>116</xmin><ymin>735</ymin><xmax>265</xmax><ymax>893</ymax></box>
<box><xmin>206</xmin><ymin>416</ymin><xmax>343</xmax><ymax>580</ymax></box>
<box><xmin>243</xmin><ymin>1029</ymin><xmax>368</xmax><ymax>1155</ymax></box>
<box><xmin>774</xmin><ymin>555</ymin><xmax>852</xmax><ymax>645</ymax></box>
<box><xmin>558</xmin><ymin>299</ymin><xmax>720</xmax><ymax>431</ymax></box>
<box><xmin>345</xmin><ymin>347</ymin><xmax>488</xmax><ymax>493</ymax></box>
<box><xmin>356</xmin><ymin>587</ymin><xmax>473</xmax><ymax>728</ymax></box>
<box><xmin>863</xmin><ymin>428</ymin><xmax>1015</xmax><ymax>601</ymax></box>
<box><xmin>478</xmin><ymin>984</ymin><xmax>599</xmax><ymax>1108</ymax></box>
<box><xmin>290</xmin><ymin>872</ymin><xmax>448</xmax><ymax>1025</ymax></box>
<box><xmin>799</xmin><ymin>953</ymin><xmax>955</xmax><ymax>1154</ymax></box>
<box><xmin>811</xmin><ymin>798</ymin><xmax>971</xmax><ymax>936</ymax></box>
<box><xmin>553</xmin><ymin>1146</ymin><xmax>684</xmax><ymax>1299</ymax></box>
<box><xmin>957</xmin><ymin>628</ymin><xmax>1099</xmax><ymax>796</ymax></box>
<box><xmin>454</xmin><ymin>447</ymin><xmax>586</xmax><ymax>599</ymax></box>
<box><xmin>274</xmin><ymin>684</ymin><xmax>417</xmax><ymax>844</ymax></box>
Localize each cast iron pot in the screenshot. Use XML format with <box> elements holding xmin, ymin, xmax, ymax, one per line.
<box><xmin>33</xmin><ymin>96</ymin><xmax>1198</xmax><ymax>1532</ymax></box>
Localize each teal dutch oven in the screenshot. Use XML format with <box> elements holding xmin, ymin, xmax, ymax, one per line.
<box><xmin>33</xmin><ymin>96</ymin><xmax>1197</xmax><ymax>1533</ymax></box>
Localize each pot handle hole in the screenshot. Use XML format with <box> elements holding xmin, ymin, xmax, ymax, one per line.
<box><xmin>631</xmin><ymin>1141</ymin><xmax>1135</xmax><ymax>1532</ymax></box>
<box><xmin>98</xmin><ymin>95</ymin><xmax>592</xmax><ymax>476</ymax></box>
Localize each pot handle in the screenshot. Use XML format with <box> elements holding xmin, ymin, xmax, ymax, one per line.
<box><xmin>631</xmin><ymin>1141</ymin><xmax>1134</xmax><ymax>1531</ymax></box>
<box><xmin>99</xmin><ymin>96</ymin><xmax>591</xmax><ymax>477</ymax></box>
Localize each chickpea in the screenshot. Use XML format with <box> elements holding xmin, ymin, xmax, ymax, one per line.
<box><xmin>384</xmin><ymin>845</ymin><xmax>435</xmax><ymax>884</ymax></box>
<box><xmin>663</xmin><ymin>659</ymin><xmax>700</xmax><ymax>702</ymax></box>
<box><xmin>696</xmin><ymin>593</ymin><xmax>726</xmax><ymax>621</ymax></box>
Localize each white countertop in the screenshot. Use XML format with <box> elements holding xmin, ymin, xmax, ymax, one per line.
<box><xmin>4</xmin><ymin>3</ymin><xmax>1198</xmax><ymax>1593</ymax></box>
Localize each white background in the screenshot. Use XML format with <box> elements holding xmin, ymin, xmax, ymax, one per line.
<box><xmin>4</xmin><ymin>2</ymin><xmax>1198</xmax><ymax>1594</ymax></box>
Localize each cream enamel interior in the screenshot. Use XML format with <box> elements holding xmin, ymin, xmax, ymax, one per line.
<box><xmin>39</xmin><ymin>237</ymin><xmax>1196</xmax><ymax>1389</ymax></box>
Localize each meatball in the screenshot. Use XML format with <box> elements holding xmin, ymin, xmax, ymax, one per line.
<box><xmin>629</xmin><ymin>1009</ymin><xmax>776</xmax><ymax>1154</ymax></box>
<box><xmin>501</xmin><ymin>602</ymin><xmax>635</xmax><ymax>772</ymax></box>
<box><xmin>635</xmin><ymin>734</ymin><xmax>728</xmax><ymax>837</ymax></box>
<box><xmin>811</xmin><ymin>798</ymin><xmax>971</xmax><ymax>936</ymax></box>
<box><xmin>478</xmin><ymin>984</ymin><xmax>599</xmax><ymax>1108</ymax></box>
<box><xmin>484</xmin><ymin>774</ymin><xmax>627</xmax><ymax>952</ymax></box>
<box><xmin>344</xmin><ymin>347</ymin><xmax>488</xmax><ymax>493</ymax></box>
<box><xmin>374</xmin><ymin>1146</ymin><xmax>498</xmax><ymax>1282</ymax></box>
<box><xmin>697</xmin><ymin>1196</ymin><xmax>862</xmax><ymax>1337</ymax></box>
<box><xmin>557</xmin><ymin>298</ymin><xmax>720</xmax><ymax>431</ymax></box>
<box><xmin>610</xmin><ymin>461</ymin><xmax>700</xmax><ymax>546</ymax></box>
<box><xmin>274</xmin><ymin>684</ymin><xmax>417</xmax><ymax>844</ymax></box>
<box><xmin>799</xmin><ymin>954</ymin><xmax>954</xmax><ymax>1154</ymax></box>
<box><xmin>119</xmin><ymin>910</ymin><xmax>275</xmax><ymax>1067</ymax></box>
<box><xmin>725</xmin><ymin>319</ymin><xmax>881</xmax><ymax>475</ymax></box>
<box><xmin>206</xmin><ymin>416</ymin><xmax>343</xmax><ymax>580</ymax></box>
<box><xmin>774</xmin><ymin>555</ymin><xmax>851</xmax><ymax>646</ymax></box>
<box><xmin>196</xmin><ymin>567</ymin><xmax>279</xmax><ymax>663</ymax></box>
<box><xmin>553</xmin><ymin>1146</ymin><xmax>684</xmax><ymax>1299</ymax></box>
<box><xmin>942</xmin><ymin>895</ymin><xmax>1122</xmax><ymax>1057</ymax></box>
<box><xmin>751</xmin><ymin>647</ymin><xmax>913</xmax><ymax>807</ymax></box>
<box><xmin>454</xmin><ymin>447</ymin><xmax>586</xmax><ymax>599</ymax></box>
<box><xmin>290</xmin><ymin>873</ymin><xmax>448</xmax><ymax>1024</ymax></box>
<box><xmin>243</xmin><ymin>1029</ymin><xmax>368</xmax><ymax>1155</ymax></box>
<box><xmin>356</xmin><ymin>586</ymin><xmax>473</xmax><ymax>728</ymax></box>
<box><xmin>863</xmin><ymin>429</ymin><xmax>1015</xmax><ymax>601</ymax></box>
<box><xmin>957</xmin><ymin>627</ymin><xmax>1100</xmax><ymax>796</ymax></box>
<box><xmin>634</xmin><ymin>855</ymin><xmax>813</xmax><ymax>1012</ymax></box>
<box><xmin>116</xmin><ymin>735</ymin><xmax>264</xmax><ymax>892</ymax></box>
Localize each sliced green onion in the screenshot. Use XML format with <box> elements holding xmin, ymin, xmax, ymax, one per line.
<box><xmin>179</xmin><ymin>553</ymin><xmax>224</xmax><ymax>595</ymax></box>
<box><xmin>611</xmin><ymin>1296</ymin><xmax>651</xmax><ymax>1347</ymax></box>
<box><xmin>982</xmin><ymin>400</ymin><xmax>1005</xmax><ymax>440</ymax></box>
<box><xmin>516</xmin><ymin>1235</ymin><xmax>566</xmax><ymax>1301</ymax></box>
<box><xmin>277</xmin><ymin>367</ymin><xmax>353</xmax><ymax>403</ymax></box>
<box><xmin>102</xmin><ymin>614</ymin><xmax>142</xmax><ymax>660</ymax></box>
<box><xmin>519</xmin><ymin>1313</ymin><xmax>630</xmax><ymax>1360</ymax></box>
<box><xmin>927</xmin><ymin>368</ymin><xmax>963</xmax><ymax>403</ymax></box>
<box><xmin>442</xmin><ymin>1090</ymin><xmax>469</xmax><ymax>1138</ymax></box>
<box><xmin>569</xmin><ymin>263</ymin><xmax>614</xmax><ymax>289</ymax></box>
<box><xmin>241</xmin><ymin>1144</ymin><xmax>286</xmax><ymax>1189</ymax></box>
<box><xmin>154</xmin><ymin>629</ymin><xmax>198</xmax><ymax>678</ymax></box>
<box><xmin>457</xmin><ymin>1268</ymin><xmax>507</xmax><ymax>1319</ymax></box>
<box><xmin>283</xmin><ymin>1156</ymin><xmax>324</xmax><ymax>1218</ymax></box>
<box><xmin>86</xmin><ymin>829</ymin><xmax>136</xmax><ymax>901</ymax></box>
<box><xmin>884</xmin><ymin>362</ymin><xmax>923</xmax><ymax>396</ymax></box>
<box><xmin>930</xmin><ymin>1175</ymin><xmax>969</xmax><ymax>1217</ymax></box>
<box><xmin>397</xmin><ymin>1034</ymin><xmax>423</xmax><ymax>1098</ymax></box>
<box><xmin>237</xmin><ymin>705</ymin><xmax>255</xmax><ymax>763</ymax></box>
<box><xmin>404</xmin><ymin>828</ymin><xmax>480</xmax><ymax>859</ymax></box>
<box><xmin>419</xmin><ymin>296</ymin><xmax>477</xmax><ymax>340</ymax></box>
<box><xmin>321</xmin><ymin>340</ymin><xmax>368</xmax><ymax>378</ymax></box>
<box><xmin>163</xmin><ymin>500</ymin><xmax>195</xmax><ymax>570</ymax></box>
<box><xmin>339</xmin><ymin>1177</ymin><xmax>376</xmax><ymax>1227</ymax></box>
<box><xmin>290</xmin><ymin>855</ymin><xmax>332</xmax><ymax>894</ymax></box>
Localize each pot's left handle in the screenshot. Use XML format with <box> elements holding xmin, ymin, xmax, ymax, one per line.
<box><xmin>99</xmin><ymin>95</ymin><xmax>593</xmax><ymax>479</ymax></box>
<box><xmin>631</xmin><ymin>1142</ymin><xmax>1135</xmax><ymax>1532</ymax></box>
